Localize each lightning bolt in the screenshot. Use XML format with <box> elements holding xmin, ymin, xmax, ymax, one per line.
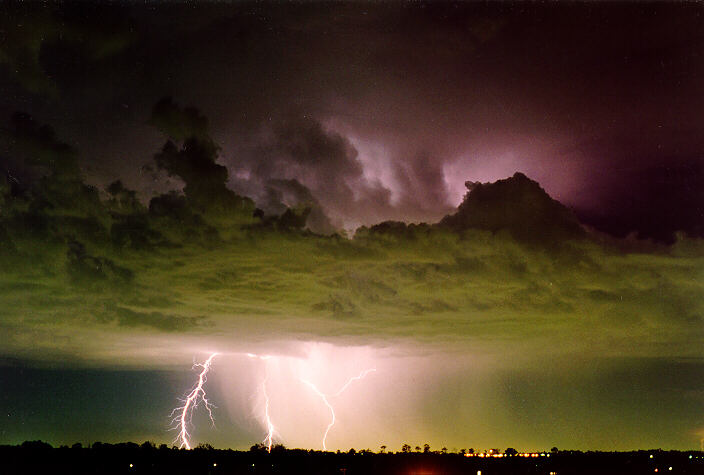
<box><xmin>247</xmin><ymin>353</ymin><xmax>278</xmax><ymax>452</ymax></box>
<box><xmin>170</xmin><ymin>350</ymin><xmax>374</xmax><ymax>452</ymax></box>
<box><xmin>261</xmin><ymin>375</ymin><xmax>275</xmax><ymax>452</ymax></box>
<box><xmin>301</xmin><ymin>368</ymin><xmax>376</xmax><ymax>451</ymax></box>
<box><xmin>300</xmin><ymin>379</ymin><xmax>336</xmax><ymax>451</ymax></box>
<box><xmin>332</xmin><ymin>368</ymin><xmax>377</xmax><ymax>396</ymax></box>
<box><xmin>170</xmin><ymin>353</ymin><xmax>218</xmax><ymax>449</ymax></box>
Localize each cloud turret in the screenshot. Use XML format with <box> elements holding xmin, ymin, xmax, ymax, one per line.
<box><xmin>440</xmin><ymin>172</ymin><xmax>585</xmax><ymax>243</ymax></box>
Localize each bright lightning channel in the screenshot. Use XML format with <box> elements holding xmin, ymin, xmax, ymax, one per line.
<box><xmin>301</xmin><ymin>368</ymin><xmax>376</xmax><ymax>451</ymax></box>
<box><xmin>170</xmin><ymin>353</ymin><xmax>218</xmax><ymax>449</ymax></box>
<box><xmin>247</xmin><ymin>353</ymin><xmax>278</xmax><ymax>452</ymax></box>
<box><xmin>261</xmin><ymin>375</ymin><xmax>275</xmax><ymax>452</ymax></box>
<box><xmin>300</xmin><ymin>379</ymin><xmax>335</xmax><ymax>451</ymax></box>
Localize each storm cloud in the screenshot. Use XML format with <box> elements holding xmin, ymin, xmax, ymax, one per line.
<box><xmin>1</xmin><ymin>3</ymin><xmax>702</xmax><ymax>239</ymax></box>
<box><xmin>1</xmin><ymin>108</ymin><xmax>701</xmax><ymax>366</ymax></box>
<box><xmin>1</xmin><ymin>1</ymin><xmax>703</xmax><ymax>452</ymax></box>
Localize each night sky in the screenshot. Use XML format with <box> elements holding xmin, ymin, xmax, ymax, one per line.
<box><xmin>0</xmin><ymin>2</ymin><xmax>703</xmax><ymax>452</ymax></box>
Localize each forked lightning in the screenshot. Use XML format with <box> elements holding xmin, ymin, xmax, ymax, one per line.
<box><xmin>170</xmin><ymin>353</ymin><xmax>218</xmax><ymax>449</ymax></box>
<box><xmin>301</xmin><ymin>368</ymin><xmax>376</xmax><ymax>450</ymax></box>
<box><xmin>171</xmin><ymin>353</ymin><xmax>375</xmax><ymax>451</ymax></box>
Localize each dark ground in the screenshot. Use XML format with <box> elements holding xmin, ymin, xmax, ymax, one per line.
<box><xmin>2</xmin><ymin>442</ymin><xmax>702</xmax><ymax>475</ymax></box>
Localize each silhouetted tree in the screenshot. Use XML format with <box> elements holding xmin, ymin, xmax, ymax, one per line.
<box><xmin>140</xmin><ymin>441</ymin><xmax>155</xmax><ymax>451</ymax></box>
<box><xmin>21</xmin><ymin>440</ymin><xmax>52</xmax><ymax>450</ymax></box>
<box><xmin>505</xmin><ymin>447</ymin><xmax>518</xmax><ymax>456</ymax></box>
<box><xmin>271</xmin><ymin>444</ymin><xmax>287</xmax><ymax>454</ymax></box>
<box><xmin>249</xmin><ymin>443</ymin><xmax>268</xmax><ymax>454</ymax></box>
<box><xmin>423</xmin><ymin>444</ymin><xmax>430</xmax><ymax>454</ymax></box>
<box><xmin>401</xmin><ymin>444</ymin><xmax>411</xmax><ymax>453</ymax></box>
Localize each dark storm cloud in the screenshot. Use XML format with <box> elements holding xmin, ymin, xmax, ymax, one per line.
<box><xmin>440</xmin><ymin>173</ymin><xmax>585</xmax><ymax>245</ymax></box>
<box><xmin>229</xmin><ymin>112</ymin><xmax>401</xmax><ymax>229</ymax></box>
<box><xmin>233</xmin><ymin>113</ymin><xmax>362</xmax><ymax>214</ymax></box>
<box><xmin>149</xmin><ymin>97</ymin><xmax>254</xmax><ymax>216</ymax></box>
<box><xmin>0</xmin><ymin>3</ymin><xmax>513</xmax><ymax>227</ymax></box>
<box><xmin>0</xmin><ymin>3</ymin><xmax>134</xmax><ymax>95</ymax></box>
<box><xmin>260</xmin><ymin>178</ymin><xmax>336</xmax><ymax>235</ymax></box>
<box><xmin>3</xmin><ymin>116</ymin><xmax>701</xmax><ymax>366</ymax></box>
<box><xmin>0</xmin><ymin>105</ymin><xmax>702</xmax><ymax>450</ymax></box>
<box><xmin>2</xmin><ymin>2</ymin><xmax>702</xmax><ymax>239</ymax></box>
<box><xmin>0</xmin><ymin>113</ymin><xmax>109</xmax><ymax>248</ymax></box>
<box><xmin>1</xmin><ymin>112</ymin><xmax>79</xmax><ymax>182</ymax></box>
<box><xmin>3</xmin><ymin>2</ymin><xmax>704</xmax><ymax>452</ymax></box>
